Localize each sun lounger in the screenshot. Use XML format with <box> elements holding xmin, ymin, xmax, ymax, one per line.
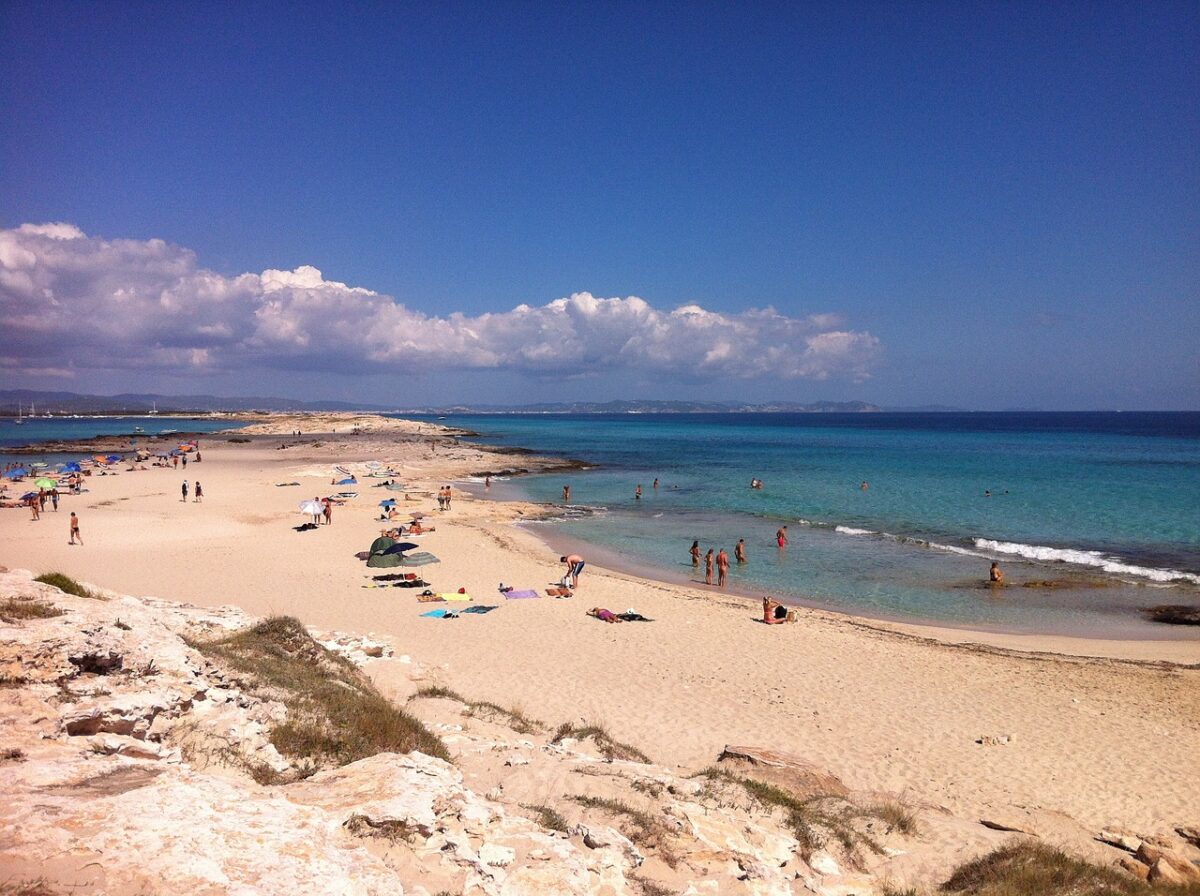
<box><xmin>504</xmin><ymin>590</ymin><xmax>540</xmax><ymax>599</ymax></box>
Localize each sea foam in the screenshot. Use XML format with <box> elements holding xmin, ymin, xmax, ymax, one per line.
<box><xmin>975</xmin><ymin>538</ymin><xmax>1200</xmax><ymax>585</ymax></box>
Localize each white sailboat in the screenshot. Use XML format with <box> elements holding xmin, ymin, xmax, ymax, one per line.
<box><xmin>14</xmin><ymin>401</ymin><xmax>23</xmax><ymax>424</ymax></box>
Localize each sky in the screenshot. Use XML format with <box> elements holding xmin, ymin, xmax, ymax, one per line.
<box><xmin>1</xmin><ymin>2</ymin><xmax>1197</xmax><ymax>409</ymax></box>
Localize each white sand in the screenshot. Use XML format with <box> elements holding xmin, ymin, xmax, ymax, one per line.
<box><xmin>2</xmin><ymin>415</ymin><xmax>1197</xmax><ymax>835</ymax></box>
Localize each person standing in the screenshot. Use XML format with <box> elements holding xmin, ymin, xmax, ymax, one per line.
<box><xmin>717</xmin><ymin>548</ymin><xmax>730</xmax><ymax>586</ymax></box>
<box><xmin>735</xmin><ymin>538</ymin><xmax>747</xmax><ymax>564</ymax></box>
<box><xmin>776</xmin><ymin>526</ymin><xmax>788</xmax><ymax>548</ymax></box>
<box><xmin>50</xmin><ymin>489</ymin><xmax>59</xmax><ymax>512</ymax></box>
<box><xmin>181</xmin><ymin>480</ymin><xmax>188</xmax><ymax>502</ymax></box>
<box><xmin>323</xmin><ymin>498</ymin><xmax>333</xmax><ymax>525</ymax></box>
<box><xmin>182</xmin><ymin>455</ymin><xmax>187</xmax><ymax>469</ymax></box>
<box><xmin>635</xmin><ymin>484</ymin><xmax>642</xmax><ymax>500</ymax></box>
<box><xmin>690</xmin><ymin>540</ymin><xmax>701</xmax><ymax>567</ymax></box>
<box><xmin>69</xmin><ymin>511</ymin><xmax>82</xmax><ymax>545</ymax></box>
<box><xmin>562</xmin><ymin>484</ymin><xmax>571</xmax><ymax>502</ymax></box>
<box><xmin>29</xmin><ymin>495</ymin><xmax>40</xmax><ymax>520</ymax></box>
<box><xmin>653</xmin><ymin>478</ymin><xmax>659</xmax><ymax>490</ymax></box>
<box><xmin>194</xmin><ymin>482</ymin><xmax>203</xmax><ymax>502</ymax></box>
<box><xmin>704</xmin><ymin>549</ymin><xmax>714</xmax><ymax>585</ymax></box>
<box><xmin>444</xmin><ymin>486</ymin><xmax>452</xmax><ymax>510</ymax></box>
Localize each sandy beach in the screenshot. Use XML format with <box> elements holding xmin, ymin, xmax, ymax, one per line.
<box><xmin>1</xmin><ymin>413</ymin><xmax>1197</xmax><ymax>838</ymax></box>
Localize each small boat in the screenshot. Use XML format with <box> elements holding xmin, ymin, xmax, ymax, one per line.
<box><xmin>133</xmin><ymin>426</ymin><xmax>145</xmax><ymax>433</ymax></box>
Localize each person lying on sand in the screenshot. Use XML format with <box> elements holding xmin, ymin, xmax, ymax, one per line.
<box><xmin>588</xmin><ymin>607</ymin><xmax>622</xmax><ymax>623</ymax></box>
<box><xmin>763</xmin><ymin>597</ymin><xmax>796</xmax><ymax>624</ymax></box>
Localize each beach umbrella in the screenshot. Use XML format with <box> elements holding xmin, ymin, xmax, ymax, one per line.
<box><xmin>21</xmin><ymin>491</ymin><xmax>37</xmax><ymax>500</ymax></box>
<box><xmin>299</xmin><ymin>500</ymin><xmax>323</xmax><ymax>516</ymax></box>
<box><xmin>379</xmin><ymin>499</ymin><xmax>397</xmax><ymax>507</ymax></box>
<box><xmin>382</xmin><ymin>542</ymin><xmax>419</xmax><ymax>554</ymax></box>
<box><xmin>106</xmin><ymin>454</ymin><xmax>122</xmax><ymax>462</ymax></box>
<box><xmin>3</xmin><ymin>468</ymin><xmax>27</xmax><ymax>479</ymax></box>
<box><xmin>64</xmin><ymin>462</ymin><xmax>82</xmax><ymax>472</ymax></box>
<box><xmin>34</xmin><ymin>477</ymin><xmax>56</xmax><ymax>489</ymax></box>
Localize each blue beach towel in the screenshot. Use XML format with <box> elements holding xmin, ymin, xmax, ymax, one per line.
<box><xmin>421</xmin><ymin>609</ymin><xmax>458</xmax><ymax>619</ymax></box>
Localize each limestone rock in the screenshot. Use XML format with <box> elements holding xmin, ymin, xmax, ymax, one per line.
<box><xmin>1119</xmin><ymin>856</ymin><xmax>1150</xmax><ymax>880</ymax></box>
<box><xmin>717</xmin><ymin>745</ymin><xmax>849</xmax><ymax>799</ymax></box>
<box><xmin>1097</xmin><ymin>829</ymin><xmax>1142</xmax><ymax>853</ymax></box>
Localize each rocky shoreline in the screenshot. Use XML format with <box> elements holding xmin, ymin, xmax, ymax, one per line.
<box><xmin>3</xmin><ymin>567</ymin><xmax>1198</xmax><ymax>895</ymax></box>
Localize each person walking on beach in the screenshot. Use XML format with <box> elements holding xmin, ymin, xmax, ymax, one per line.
<box><xmin>562</xmin><ymin>484</ymin><xmax>571</xmax><ymax>502</ymax></box>
<box><xmin>444</xmin><ymin>486</ymin><xmax>452</xmax><ymax>510</ymax></box>
<box><xmin>717</xmin><ymin>548</ymin><xmax>730</xmax><ymax>587</ymax></box>
<box><xmin>194</xmin><ymin>482</ymin><xmax>203</xmax><ymax>502</ymax></box>
<box><xmin>50</xmin><ymin>489</ymin><xmax>59</xmax><ymax>512</ymax></box>
<box><xmin>561</xmin><ymin>554</ymin><xmax>585</xmax><ymax>589</ymax></box>
<box><xmin>690</xmin><ymin>540</ymin><xmax>701</xmax><ymax>567</ymax></box>
<box><xmin>735</xmin><ymin>538</ymin><xmax>747</xmax><ymax>564</ymax></box>
<box><xmin>173</xmin><ymin>455</ymin><xmax>179</xmax><ymax>469</ymax></box>
<box><xmin>704</xmin><ymin>548</ymin><xmax>714</xmax><ymax>585</ymax></box>
<box><xmin>38</xmin><ymin>489</ymin><xmax>47</xmax><ymax>511</ymax></box>
<box><xmin>182</xmin><ymin>455</ymin><xmax>187</xmax><ymax>469</ymax></box>
<box><xmin>181</xmin><ymin>480</ymin><xmax>188</xmax><ymax>502</ymax></box>
<box><xmin>69</xmin><ymin>511</ymin><xmax>81</xmax><ymax>545</ymax></box>
<box><xmin>29</xmin><ymin>495</ymin><xmax>40</xmax><ymax>520</ymax></box>
<box><xmin>776</xmin><ymin>526</ymin><xmax>788</xmax><ymax>548</ymax></box>
<box><xmin>323</xmin><ymin>498</ymin><xmax>333</xmax><ymax>525</ymax></box>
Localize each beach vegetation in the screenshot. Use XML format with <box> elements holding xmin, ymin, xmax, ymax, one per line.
<box><xmin>343</xmin><ymin>813</ymin><xmax>418</xmax><ymax>842</ymax></box>
<box><xmin>34</xmin><ymin>572</ymin><xmax>103</xmax><ymax>600</ymax></box>
<box><xmin>633</xmin><ymin>878</ymin><xmax>676</xmax><ymax>896</ymax></box>
<box><xmin>0</xmin><ymin>880</ymin><xmax>62</xmax><ymax>896</ymax></box>
<box><xmin>692</xmin><ymin>767</ymin><xmax>912</xmax><ymax>862</ymax></box>
<box><xmin>571</xmin><ymin>795</ymin><xmax>679</xmax><ymax>867</ymax></box>
<box><xmin>551</xmin><ymin>722</ymin><xmax>651</xmax><ymax>763</ymax></box>
<box><xmin>0</xmin><ymin>598</ymin><xmax>65</xmax><ymax>622</ymax></box>
<box><xmin>521</xmin><ymin>803</ymin><xmax>569</xmax><ymax>833</ymax></box>
<box><xmin>409</xmin><ymin>687</ymin><xmax>545</xmax><ymax>734</ymax></box>
<box><xmin>187</xmin><ymin>616</ymin><xmax>449</xmax><ymax>780</ymax></box>
<box><xmin>939</xmin><ymin>840</ymin><xmax>1200</xmax><ymax>895</ymax></box>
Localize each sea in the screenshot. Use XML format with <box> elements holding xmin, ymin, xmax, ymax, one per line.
<box><xmin>428</xmin><ymin>412</ymin><xmax>1200</xmax><ymax>639</ymax></box>
<box><xmin>0</xmin><ymin>416</ymin><xmax>247</xmax><ymax>461</ymax></box>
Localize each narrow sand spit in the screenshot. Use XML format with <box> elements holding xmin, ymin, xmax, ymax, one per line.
<box><xmin>2</xmin><ymin>413</ymin><xmax>1197</xmax><ymax>836</ymax></box>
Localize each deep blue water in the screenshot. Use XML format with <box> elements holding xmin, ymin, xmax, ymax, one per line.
<box><xmin>424</xmin><ymin>412</ymin><xmax>1200</xmax><ymax>637</ymax></box>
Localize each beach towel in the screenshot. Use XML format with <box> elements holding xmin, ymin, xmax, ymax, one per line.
<box><xmin>371</xmin><ymin>573</ymin><xmax>418</xmax><ymax>581</ymax></box>
<box><xmin>618</xmin><ymin>612</ymin><xmax>653</xmax><ymax>622</ymax></box>
<box><xmin>504</xmin><ymin>590</ymin><xmax>540</xmax><ymax>600</ymax></box>
<box><xmin>421</xmin><ymin>609</ymin><xmax>457</xmax><ymax>618</ymax></box>
<box><xmin>276</xmin><ymin>482</ymin><xmax>301</xmax><ymax>487</ymax></box>
<box><xmin>417</xmin><ymin>593</ymin><xmax>446</xmax><ymax>603</ymax></box>
<box><xmin>461</xmin><ymin>605</ymin><xmax>498</xmax><ymax>614</ymax></box>
<box><xmin>546</xmin><ymin>587</ymin><xmax>572</xmax><ymax>597</ymax></box>
<box><xmin>441</xmin><ymin>592</ymin><xmax>472</xmax><ymax>602</ymax></box>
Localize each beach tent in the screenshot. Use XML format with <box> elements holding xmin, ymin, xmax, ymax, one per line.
<box><xmin>367</xmin><ymin>535</ymin><xmax>403</xmax><ymax>568</ymax></box>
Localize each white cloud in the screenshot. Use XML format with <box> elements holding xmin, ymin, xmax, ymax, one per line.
<box><xmin>0</xmin><ymin>223</ymin><xmax>881</xmax><ymax>384</ymax></box>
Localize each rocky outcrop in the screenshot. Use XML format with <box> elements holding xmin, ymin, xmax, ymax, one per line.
<box><xmin>3</xmin><ymin>567</ymin><xmax>1198</xmax><ymax>896</ymax></box>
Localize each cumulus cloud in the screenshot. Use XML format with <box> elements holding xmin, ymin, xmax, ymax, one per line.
<box><xmin>0</xmin><ymin>223</ymin><xmax>880</xmax><ymax>383</ymax></box>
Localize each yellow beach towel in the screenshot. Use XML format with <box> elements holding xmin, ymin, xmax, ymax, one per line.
<box><xmin>441</xmin><ymin>592</ymin><xmax>473</xmax><ymax>602</ymax></box>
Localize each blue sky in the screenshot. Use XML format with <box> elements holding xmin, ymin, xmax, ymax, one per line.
<box><xmin>1</xmin><ymin>2</ymin><xmax>1197</xmax><ymax>408</ymax></box>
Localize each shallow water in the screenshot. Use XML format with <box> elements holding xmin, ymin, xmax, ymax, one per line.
<box><xmin>436</xmin><ymin>412</ymin><xmax>1200</xmax><ymax>638</ymax></box>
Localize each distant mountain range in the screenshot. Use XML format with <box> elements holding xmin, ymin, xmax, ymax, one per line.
<box><xmin>1</xmin><ymin>389</ymin><xmax>904</xmax><ymax>416</ymax></box>
<box><xmin>396</xmin><ymin>399</ymin><xmax>884</xmax><ymax>414</ymax></box>
<box><xmin>0</xmin><ymin>390</ymin><xmax>390</xmax><ymax>415</ymax></box>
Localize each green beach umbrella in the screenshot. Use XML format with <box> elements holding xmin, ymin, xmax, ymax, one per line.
<box><xmin>34</xmin><ymin>477</ymin><xmax>56</xmax><ymax>489</ymax></box>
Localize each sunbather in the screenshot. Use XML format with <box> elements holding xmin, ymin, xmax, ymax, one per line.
<box><xmin>588</xmin><ymin>607</ymin><xmax>621</xmax><ymax>623</ymax></box>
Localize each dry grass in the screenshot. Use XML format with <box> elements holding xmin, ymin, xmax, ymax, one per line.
<box><xmin>188</xmin><ymin>616</ymin><xmax>448</xmax><ymax>781</ymax></box>
<box><xmin>34</xmin><ymin>572</ymin><xmax>103</xmax><ymax>600</ymax></box>
<box><xmin>693</xmin><ymin>767</ymin><xmax>910</xmax><ymax>862</ymax></box>
<box><xmin>552</xmin><ymin>722</ymin><xmax>651</xmax><ymax>763</ymax></box>
<box><xmin>0</xmin><ymin>879</ymin><xmax>62</xmax><ymax>895</ymax></box>
<box><xmin>409</xmin><ymin>686</ymin><xmax>546</xmax><ymax>735</ymax></box>
<box><xmin>0</xmin><ymin>598</ymin><xmax>65</xmax><ymax>622</ymax></box>
<box><xmin>941</xmin><ymin>841</ymin><xmax>1200</xmax><ymax>895</ymax></box>
<box><xmin>571</xmin><ymin>795</ymin><xmax>679</xmax><ymax>867</ymax></box>
<box><xmin>1</xmin><ymin>748</ymin><xmax>26</xmax><ymax>762</ymax></box>
<box><xmin>522</xmin><ymin>803</ymin><xmax>569</xmax><ymax>833</ymax></box>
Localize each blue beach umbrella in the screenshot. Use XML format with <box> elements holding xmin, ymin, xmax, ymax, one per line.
<box><xmin>20</xmin><ymin>491</ymin><xmax>37</xmax><ymax>500</ymax></box>
<box><xmin>64</xmin><ymin>462</ymin><xmax>82</xmax><ymax>472</ymax></box>
<box><xmin>4</xmin><ymin>468</ymin><xmax>28</xmax><ymax>479</ymax></box>
<box><xmin>382</xmin><ymin>542</ymin><xmax>419</xmax><ymax>554</ymax></box>
<box><xmin>106</xmin><ymin>454</ymin><xmax>122</xmax><ymax>462</ymax></box>
<box><xmin>379</xmin><ymin>499</ymin><xmax>397</xmax><ymax>507</ymax></box>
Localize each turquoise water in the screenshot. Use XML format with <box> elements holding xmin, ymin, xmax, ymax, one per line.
<box><xmin>0</xmin><ymin>417</ymin><xmax>246</xmax><ymax>464</ymax></box>
<box><xmin>431</xmin><ymin>413</ymin><xmax>1200</xmax><ymax>637</ymax></box>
